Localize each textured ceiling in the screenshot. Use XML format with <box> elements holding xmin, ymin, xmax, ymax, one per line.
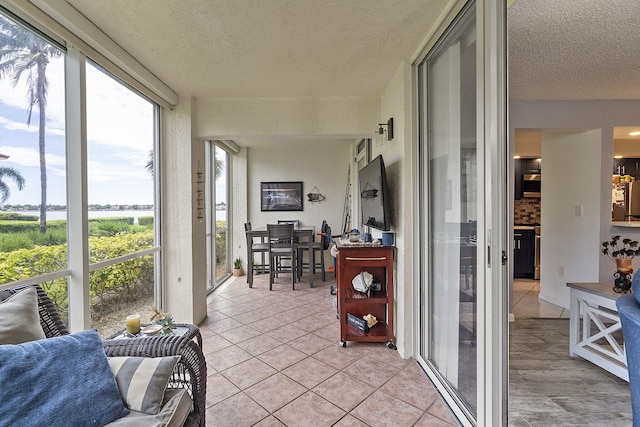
<box><xmin>58</xmin><ymin>0</ymin><xmax>640</xmax><ymax>109</ymax></box>
<box><xmin>65</xmin><ymin>0</ymin><xmax>448</xmax><ymax>99</ymax></box>
<box><xmin>508</xmin><ymin>0</ymin><xmax>640</xmax><ymax>101</ymax></box>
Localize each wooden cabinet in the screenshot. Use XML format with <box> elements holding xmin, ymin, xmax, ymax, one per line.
<box><xmin>521</xmin><ymin>158</ymin><xmax>541</xmax><ymax>174</ymax></box>
<box><xmin>614</xmin><ymin>158</ymin><xmax>640</xmax><ymax>177</ymax></box>
<box><xmin>514</xmin><ymin>158</ymin><xmax>522</xmax><ymax>200</ymax></box>
<box><xmin>336</xmin><ymin>243</ymin><xmax>395</xmax><ymax>348</ymax></box>
<box><xmin>514</xmin><ymin>229</ymin><xmax>535</xmax><ymax>278</ymax></box>
<box><xmin>515</xmin><ymin>158</ymin><xmax>541</xmax><ymax>200</ymax></box>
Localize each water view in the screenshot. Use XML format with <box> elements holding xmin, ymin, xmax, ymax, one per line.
<box><xmin>11</xmin><ymin>209</ymin><xmax>227</xmax><ymax>223</ymax></box>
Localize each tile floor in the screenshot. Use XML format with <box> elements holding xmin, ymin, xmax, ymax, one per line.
<box><xmin>199</xmin><ymin>273</ymin><xmax>458</xmax><ymax>427</ymax></box>
<box><xmin>512</xmin><ymin>278</ymin><xmax>569</xmax><ymax>319</ymax></box>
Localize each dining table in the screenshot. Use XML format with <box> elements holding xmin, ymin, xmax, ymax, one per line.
<box><xmin>245</xmin><ymin>226</ymin><xmax>317</xmax><ymax>288</ymax></box>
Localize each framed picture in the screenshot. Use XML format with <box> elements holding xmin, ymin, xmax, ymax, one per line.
<box><xmin>260</xmin><ymin>182</ymin><xmax>304</xmax><ymax>211</ymax></box>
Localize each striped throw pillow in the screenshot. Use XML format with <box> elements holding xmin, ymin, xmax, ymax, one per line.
<box><xmin>108</xmin><ymin>355</ymin><xmax>180</xmax><ymax>415</ymax></box>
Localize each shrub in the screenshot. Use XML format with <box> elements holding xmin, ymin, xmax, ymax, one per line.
<box><xmin>137</xmin><ymin>216</ymin><xmax>153</xmax><ymax>226</ymax></box>
<box><xmin>0</xmin><ymin>213</ymin><xmax>38</xmax><ymax>221</ymax></box>
<box><xmin>215</xmin><ymin>221</ymin><xmax>227</xmax><ymax>265</ymax></box>
<box><xmin>89</xmin><ymin>216</ymin><xmax>134</xmax><ymax>225</ymax></box>
<box><xmin>0</xmin><ymin>229</ymin><xmax>155</xmax><ymax>320</ymax></box>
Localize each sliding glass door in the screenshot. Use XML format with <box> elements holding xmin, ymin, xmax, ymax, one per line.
<box><xmin>206</xmin><ymin>141</ymin><xmax>231</xmax><ymax>291</ymax></box>
<box><xmin>416</xmin><ymin>1</ymin><xmax>507</xmax><ymax>425</ymax></box>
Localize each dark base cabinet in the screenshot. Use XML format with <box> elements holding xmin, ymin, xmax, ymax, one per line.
<box><xmin>336</xmin><ymin>243</ymin><xmax>395</xmax><ymax>348</ymax></box>
<box><xmin>514</xmin><ymin>229</ymin><xmax>535</xmax><ymax>278</ymax></box>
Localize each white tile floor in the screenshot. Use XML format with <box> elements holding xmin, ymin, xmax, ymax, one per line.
<box><xmin>512</xmin><ymin>278</ymin><xmax>570</xmax><ymax>319</ymax></box>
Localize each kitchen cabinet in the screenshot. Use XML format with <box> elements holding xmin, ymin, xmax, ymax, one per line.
<box><xmin>336</xmin><ymin>242</ymin><xmax>395</xmax><ymax>348</ymax></box>
<box><xmin>613</xmin><ymin>158</ymin><xmax>640</xmax><ymax>177</ymax></box>
<box><xmin>521</xmin><ymin>158</ymin><xmax>541</xmax><ymax>174</ymax></box>
<box><xmin>515</xmin><ymin>158</ymin><xmax>541</xmax><ymax>200</ymax></box>
<box><xmin>514</xmin><ymin>159</ymin><xmax>522</xmax><ymax>200</ymax></box>
<box><xmin>514</xmin><ymin>228</ymin><xmax>535</xmax><ymax>278</ymax></box>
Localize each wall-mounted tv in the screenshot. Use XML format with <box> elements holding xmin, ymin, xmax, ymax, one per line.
<box><xmin>359</xmin><ymin>154</ymin><xmax>390</xmax><ymax>231</ymax></box>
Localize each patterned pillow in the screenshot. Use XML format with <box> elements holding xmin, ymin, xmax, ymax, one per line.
<box><xmin>0</xmin><ymin>287</ymin><xmax>46</xmax><ymax>344</ymax></box>
<box><xmin>108</xmin><ymin>355</ymin><xmax>181</xmax><ymax>415</ymax></box>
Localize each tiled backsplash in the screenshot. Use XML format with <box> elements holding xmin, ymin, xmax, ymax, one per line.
<box><xmin>514</xmin><ymin>198</ymin><xmax>541</xmax><ymax>224</ymax></box>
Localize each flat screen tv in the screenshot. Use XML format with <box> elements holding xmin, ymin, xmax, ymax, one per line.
<box><xmin>359</xmin><ymin>154</ymin><xmax>390</xmax><ymax>231</ymax></box>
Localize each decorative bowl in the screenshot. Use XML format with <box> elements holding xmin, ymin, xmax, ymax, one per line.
<box><xmin>141</xmin><ymin>324</ymin><xmax>163</xmax><ymax>336</ymax></box>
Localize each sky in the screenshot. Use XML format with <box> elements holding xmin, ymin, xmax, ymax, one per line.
<box><xmin>0</xmin><ymin>51</ymin><xmax>155</xmax><ymax>206</ymax></box>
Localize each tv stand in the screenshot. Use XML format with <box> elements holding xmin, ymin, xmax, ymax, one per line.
<box><xmin>336</xmin><ymin>241</ymin><xmax>395</xmax><ymax>348</ymax></box>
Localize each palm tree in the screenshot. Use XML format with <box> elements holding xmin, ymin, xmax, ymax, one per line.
<box><xmin>0</xmin><ymin>15</ymin><xmax>62</xmax><ymax>232</ymax></box>
<box><xmin>0</xmin><ymin>166</ymin><xmax>25</xmax><ymax>204</ymax></box>
<box><xmin>146</xmin><ymin>149</ymin><xmax>224</xmax><ymax>179</ymax></box>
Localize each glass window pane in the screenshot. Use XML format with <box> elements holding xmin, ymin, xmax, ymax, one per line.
<box><xmin>420</xmin><ymin>2</ymin><xmax>478</xmax><ymax>417</ymax></box>
<box><xmin>0</xmin><ymin>13</ymin><xmax>67</xmax><ymax>284</ymax></box>
<box><xmin>214</xmin><ymin>146</ymin><xmax>228</xmax><ymax>285</ymax></box>
<box><xmin>85</xmin><ymin>61</ymin><xmax>156</xmax><ymax>336</ymax></box>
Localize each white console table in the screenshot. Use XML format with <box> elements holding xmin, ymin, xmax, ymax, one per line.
<box><xmin>566</xmin><ymin>282</ymin><xmax>628</xmax><ymax>381</ymax></box>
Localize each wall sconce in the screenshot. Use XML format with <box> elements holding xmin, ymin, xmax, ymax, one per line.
<box><xmin>378</xmin><ymin>118</ymin><xmax>394</xmax><ymax>142</ymax></box>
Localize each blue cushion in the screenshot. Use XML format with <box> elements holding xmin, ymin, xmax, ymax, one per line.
<box><xmin>632</xmin><ymin>270</ymin><xmax>640</xmax><ymax>303</ymax></box>
<box><xmin>617</xmin><ymin>294</ymin><xmax>640</xmax><ymax>426</ymax></box>
<box><xmin>0</xmin><ymin>329</ymin><xmax>128</xmax><ymax>427</ymax></box>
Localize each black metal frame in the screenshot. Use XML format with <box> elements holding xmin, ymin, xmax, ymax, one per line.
<box><xmin>260</xmin><ymin>181</ymin><xmax>304</xmax><ymax>211</ymax></box>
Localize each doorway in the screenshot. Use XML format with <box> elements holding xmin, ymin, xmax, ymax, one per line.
<box><xmin>206</xmin><ymin>141</ymin><xmax>232</xmax><ymax>291</ymax></box>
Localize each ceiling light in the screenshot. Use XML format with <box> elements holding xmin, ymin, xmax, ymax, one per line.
<box><xmin>630</xmin><ymin>131</ymin><xmax>640</xmax><ymax>136</ymax></box>
<box><xmin>513</xmin><ymin>155</ymin><xmax>521</xmax><ymax>159</ymax></box>
<box><xmin>614</xmin><ymin>155</ymin><xmax>624</xmax><ymax>159</ymax></box>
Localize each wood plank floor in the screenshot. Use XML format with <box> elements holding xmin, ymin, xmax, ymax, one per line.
<box><xmin>510</xmin><ymin>280</ymin><xmax>632</xmax><ymax>426</ymax></box>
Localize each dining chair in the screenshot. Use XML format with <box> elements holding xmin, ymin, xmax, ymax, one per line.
<box><xmin>267</xmin><ymin>223</ymin><xmax>297</xmax><ymax>290</ymax></box>
<box><xmin>277</xmin><ymin>219</ymin><xmax>300</xmax><ymax>229</ymax></box>
<box><xmin>297</xmin><ymin>220</ymin><xmax>331</xmax><ymax>282</ymax></box>
<box><xmin>244</xmin><ymin>222</ymin><xmax>269</xmax><ymax>288</ymax></box>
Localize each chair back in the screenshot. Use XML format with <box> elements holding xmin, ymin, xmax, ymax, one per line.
<box><xmin>277</xmin><ymin>219</ymin><xmax>299</xmax><ymax>229</ymax></box>
<box><xmin>617</xmin><ymin>294</ymin><xmax>640</xmax><ymax>425</ymax></box>
<box><xmin>321</xmin><ymin>221</ymin><xmax>332</xmax><ymax>250</ymax></box>
<box><xmin>268</xmin><ymin>223</ymin><xmax>295</xmax><ymax>247</ymax></box>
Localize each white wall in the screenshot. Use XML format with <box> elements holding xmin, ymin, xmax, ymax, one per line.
<box><xmin>162</xmin><ymin>97</ymin><xmax>208</xmax><ymax>325</ymax></box>
<box><xmin>379</xmin><ymin>62</ymin><xmax>413</xmax><ymax>357</ymax></box>
<box><xmin>245</xmin><ymin>142</ymin><xmax>351</xmax><ymax>268</ymax></box>
<box><xmin>540</xmin><ymin>130</ymin><xmax>602</xmax><ymax>308</ymax></box>
<box><xmin>194</xmin><ymin>97</ymin><xmax>379</xmax><ymax>138</ymax></box>
<box><xmin>193</xmin><ymin>96</ymin><xmax>381</xmax><ymax>274</ymax></box>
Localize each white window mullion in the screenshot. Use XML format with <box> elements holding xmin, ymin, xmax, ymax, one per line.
<box><xmin>65</xmin><ymin>46</ymin><xmax>90</xmax><ymax>332</ymax></box>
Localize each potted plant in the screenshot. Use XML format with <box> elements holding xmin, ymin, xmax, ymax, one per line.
<box><xmin>601</xmin><ymin>235</ymin><xmax>640</xmax><ymax>274</ymax></box>
<box><xmin>233</xmin><ymin>257</ymin><xmax>244</xmax><ymax>277</ymax></box>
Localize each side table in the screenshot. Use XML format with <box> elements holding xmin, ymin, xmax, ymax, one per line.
<box><xmin>108</xmin><ymin>323</ymin><xmax>203</xmax><ymax>349</ymax></box>
<box><xmin>566</xmin><ymin>282</ymin><xmax>628</xmax><ymax>381</ymax></box>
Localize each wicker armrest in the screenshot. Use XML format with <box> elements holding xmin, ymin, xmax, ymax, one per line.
<box><xmin>102</xmin><ymin>334</ymin><xmax>207</xmax><ymax>427</ymax></box>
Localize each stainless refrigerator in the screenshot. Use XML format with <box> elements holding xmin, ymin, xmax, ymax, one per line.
<box><xmin>614</xmin><ymin>182</ymin><xmax>640</xmax><ymax>220</ymax></box>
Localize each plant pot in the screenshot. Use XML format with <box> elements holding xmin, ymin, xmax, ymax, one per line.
<box><xmin>616</xmin><ymin>258</ymin><xmax>633</xmax><ymax>275</ymax></box>
<box><xmin>233</xmin><ymin>268</ymin><xmax>244</xmax><ymax>277</ymax></box>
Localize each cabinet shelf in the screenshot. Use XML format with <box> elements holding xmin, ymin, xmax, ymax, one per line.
<box><xmin>343</xmin><ymin>288</ymin><xmax>388</xmax><ymax>303</ymax></box>
<box><xmin>344</xmin><ymin>322</ymin><xmax>390</xmax><ymax>342</ymax></box>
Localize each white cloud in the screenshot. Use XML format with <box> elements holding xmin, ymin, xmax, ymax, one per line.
<box><xmin>0</xmin><ymin>42</ymin><xmax>156</xmax><ymax>206</ymax></box>
<box><xmin>0</xmin><ymin>145</ymin><xmax>65</xmax><ymax>167</ymax></box>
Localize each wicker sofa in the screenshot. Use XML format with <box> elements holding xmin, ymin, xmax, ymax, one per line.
<box><xmin>0</xmin><ymin>284</ymin><xmax>206</xmax><ymax>427</ymax></box>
